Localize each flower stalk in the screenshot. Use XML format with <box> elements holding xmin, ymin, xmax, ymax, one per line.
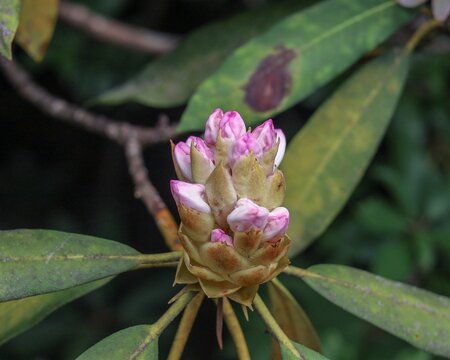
<box><xmin>167</xmin><ymin>292</ymin><xmax>205</xmax><ymax>360</ymax></box>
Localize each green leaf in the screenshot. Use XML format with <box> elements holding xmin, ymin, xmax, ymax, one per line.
<box><xmin>0</xmin><ymin>278</ymin><xmax>111</xmax><ymax>346</ymax></box>
<box><xmin>281</xmin><ymin>341</ymin><xmax>330</xmax><ymax>360</ymax></box>
<box><xmin>283</xmin><ymin>51</ymin><xmax>410</xmax><ymax>256</ymax></box>
<box><xmin>15</xmin><ymin>0</ymin><xmax>59</xmax><ymax>62</ymax></box>
<box><xmin>95</xmin><ymin>0</ymin><xmax>311</xmax><ymax>108</ymax></box>
<box><xmin>76</xmin><ymin>292</ymin><xmax>195</xmax><ymax>359</ymax></box>
<box><xmin>0</xmin><ymin>0</ymin><xmax>21</xmax><ymax>59</ymax></box>
<box><xmin>0</xmin><ymin>229</ymin><xmax>141</xmax><ymax>301</ymax></box>
<box><xmin>289</xmin><ymin>265</ymin><xmax>450</xmax><ymax>357</ymax></box>
<box><xmin>179</xmin><ymin>0</ymin><xmax>412</xmax><ymax>132</ymax></box>
<box><xmin>268</xmin><ymin>279</ymin><xmax>321</xmax><ymax>359</ymax></box>
<box><xmin>76</xmin><ymin>325</ymin><xmax>158</xmax><ymax>360</ymax></box>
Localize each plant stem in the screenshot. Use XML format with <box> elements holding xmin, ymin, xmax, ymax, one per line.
<box><xmin>253</xmin><ymin>294</ymin><xmax>303</xmax><ymax>359</ymax></box>
<box><xmin>153</xmin><ymin>292</ymin><xmax>195</xmax><ymax>334</ymax></box>
<box><xmin>167</xmin><ymin>292</ymin><xmax>205</xmax><ymax>360</ymax></box>
<box><xmin>405</xmin><ymin>18</ymin><xmax>443</xmax><ymax>53</ymax></box>
<box><xmin>223</xmin><ymin>298</ymin><xmax>251</xmax><ymax>360</ymax></box>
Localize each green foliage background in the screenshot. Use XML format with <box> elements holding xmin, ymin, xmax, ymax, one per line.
<box><xmin>0</xmin><ymin>0</ymin><xmax>449</xmax><ymax>359</ymax></box>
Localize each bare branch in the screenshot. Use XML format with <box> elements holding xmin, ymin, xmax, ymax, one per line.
<box><xmin>1</xmin><ymin>57</ymin><xmax>181</xmax><ymax>251</ymax></box>
<box><xmin>0</xmin><ymin>58</ymin><xmax>176</xmax><ymax>146</ymax></box>
<box><xmin>58</xmin><ymin>1</ymin><xmax>179</xmax><ymax>55</ymax></box>
<box><xmin>125</xmin><ymin>138</ymin><xmax>181</xmax><ymax>251</ymax></box>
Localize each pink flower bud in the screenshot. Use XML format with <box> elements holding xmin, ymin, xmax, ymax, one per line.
<box><xmin>173</xmin><ymin>141</ymin><xmax>192</xmax><ymax>181</ymax></box>
<box><xmin>252</xmin><ymin>119</ymin><xmax>276</xmax><ymax>152</ymax></box>
<box><xmin>187</xmin><ymin>136</ymin><xmax>214</xmax><ymax>160</ymax></box>
<box><xmin>227</xmin><ymin>198</ymin><xmax>269</xmax><ymax>233</ymax></box>
<box><xmin>211</xmin><ymin>228</ymin><xmax>233</xmax><ymax>246</ymax></box>
<box><xmin>262</xmin><ymin>207</ymin><xmax>289</xmax><ymax>242</ymax></box>
<box><xmin>170</xmin><ymin>180</ymin><xmax>211</xmax><ymax>213</ymax></box>
<box><xmin>204</xmin><ymin>108</ymin><xmax>223</xmax><ymax>146</ymax></box>
<box><xmin>229</xmin><ymin>133</ymin><xmax>263</xmax><ymax>165</ymax></box>
<box><xmin>274</xmin><ymin>129</ymin><xmax>286</xmax><ymax>168</ymax></box>
<box><xmin>219</xmin><ymin>111</ymin><xmax>246</xmax><ymax>140</ymax></box>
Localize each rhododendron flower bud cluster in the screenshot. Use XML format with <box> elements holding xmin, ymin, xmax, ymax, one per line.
<box><xmin>170</xmin><ymin>109</ymin><xmax>290</xmax><ymax>306</ymax></box>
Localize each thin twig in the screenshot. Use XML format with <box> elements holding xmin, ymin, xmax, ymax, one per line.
<box><xmin>125</xmin><ymin>138</ymin><xmax>181</xmax><ymax>251</ymax></box>
<box><xmin>223</xmin><ymin>298</ymin><xmax>251</xmax><ymax>360</ymax></box>
<box><xmin>167</xmin><ymin>292</ymin><xmax>205</xmax><ymax>360</ymax></box>
<box><xmin>58</xmin><ymin>1</ymin><xmax>179</xmax><ymax>55</ymax></box>
<box><xmin>0</xmin><ymin>58</ymin><xmax>181</xmax><ymax>251</ymax></box>
<box><xmin>0</xmin><ymin>58</ymin><xmax>176</xmax><ymax>146</ymax></box>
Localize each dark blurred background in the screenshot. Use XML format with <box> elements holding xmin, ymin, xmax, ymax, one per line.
<box><xmin>0</xmin><ymin>0</ymin><xmax>449</xmax><ymax>359</ymax></box>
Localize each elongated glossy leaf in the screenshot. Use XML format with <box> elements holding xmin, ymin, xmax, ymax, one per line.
<box><xmin>268</xmin><ymin>280</ymin><xmax>321</xmax><ymax>359</ymax></box>
<box><xmin>282</xmin><ymin>341</ymin><xmax>329</xmax><ymax>360</ymax></box>
<box><xmin>15</xmin><ymin>0</ymin><xmax>59</xmax><ymax>62</ymax></box>
<box><xmin>179</xmin><ymin>0</ymin><xmax>412</xmax><ymax>132</ymax></box>
<box><xmin>76</xmin><ymin>325</ymin><xmax>158</xmax><ymax>360</ymax></box>
<box><xmin>0</xmin><ymin>229</ymin><xmax>141</xmax><ymax>301</ymax></box>
<box><xmin>300</xmin><ymin>265</ymin><xmax>450</xmax><ymax>357</ymax></box>
<box><xmin>0</xmin><ymin>278</ymin><xmax>111</xmax><ymax>345</ymax></box>
<box><xmin>0</xmin><ymin>0</ymin><xmax>21</xmax><ymax>59</ymax></box>
<box><xmin>96</xmin><ymin>0</ymin><xmax>311</xmax><ymax>108</ymax></box>
<box><xmin>283</xmin><ymin>51</ymin><xmax>410</xmax><ymax>256</ymax></box>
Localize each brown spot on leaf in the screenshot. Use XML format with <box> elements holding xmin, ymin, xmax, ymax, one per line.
<box><xmin>245</xmin><ymin>45</ymin><xmax>296</xmax><ymax>112</ymax></box>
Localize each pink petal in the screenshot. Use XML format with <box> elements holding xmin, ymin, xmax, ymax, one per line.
<box><xmin>397</xmin><ymin>0</ymin><xmax>427</xmax><ymax>7</ymax></box>
<box><xmin>219</xmin><ymin>111</ymin><xmax>246</xmax><ymax>140</ymax></box>
<box><xmin>252</xmin><ymin>119</ymin><xmax>277</xmax><ymax>151</ymax></box>
<box><xmin>170</xmin><ymin>180</ymin><xmax>211</xmax><ymax>213</ymax></box>
<box><xmin>227</xmin><ymin>198</ymin><xmax>269</xmax><ymax>232</ymax></box>
<box><xmin>229</xmin><ymin>133</ymin><xmax>263</xmax><ymax>166</ymax></box>
<box><xmin>211</xmin><ymin>228</ymin><xmax>233</xmax><ymax>246</ymax></box>
<box><xmin>173</xmin><ymin>141</ymin><xmax>192</xmax><ymax>181</ymax></box>
<box><xmin>204</xmin><ymin>108</ymin><xmax>223</xmax><ymax>146</ymax></box>
<box><xmin>262</xmin><ymin>207</ymin><xmax>289</xmax><ymax>241</ymax></box>
<box><xmin>274</xmin><ymin>129</ymin><xmax>286</xmax><ymax>168</ymax></box>
<box><xmin>189</xmin><ymin>136</ymin><xmax>214</xmax><ymax>160</ymax></box>
<box><xmin>432</xmin><ymin>0</ymin><xmax>450</xmax><ymax>21</ymax></box>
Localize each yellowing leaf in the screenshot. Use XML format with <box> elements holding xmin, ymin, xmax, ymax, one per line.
<box><xmin>283</xmin><ymin>51</ymin><xmax>410</xmax><ymax>256</ymax></box>
<box><xmin>16</xmin><ymin>0</ymin><xmax>59</xmax><ymax>62</ymax></box>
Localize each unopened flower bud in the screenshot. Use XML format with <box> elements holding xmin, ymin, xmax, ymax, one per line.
<box><xmin>173</xmin><ymin>141</ymin><xmax>192</xmax><ymax>181</ymax></box>
<box><xmin>262</xmin><ymin>207</ymin><xmax>289</xmax><ymax>242</ymax></box>
<box><xmin>188</xmin><ymin>136</ymin><xmax>214</xmax><ymax>160</ymax></box>
<box><xmin>204</xmin><ymin>108</ymin><xmax>223</xmax><ymax>146</ymax></box>
<box><xmin>229</xmin><ymin>133</ymin><xmax>263</xmax><ymax>166</ymax></box>
<box><xmin>274</xmin><ymin>129</ymin><xmax>286</xmax><ymax>168</ymax></box>
<box><xmin>227</xmin><ymin>198</ymin><xmax>269</xmax><ymax>233</ymax></box>
<box><xmin>253</xmin><ymin>119</ymin><xmax>277</xmax><ymax>152</ymax></box>
<box><xmin>211</xmin><ymin>229</ymin><xmax>233</xmax><ymax>246</ymax></box>
<box><xmin>219</xmin><ymin>111</ymin><xmax>246</xmax><ymax>140</ymax></box>
<box><xmin>170</xmin><ymin>180</ymin><xmax>211</xmax><ymax>213</ymax></box>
